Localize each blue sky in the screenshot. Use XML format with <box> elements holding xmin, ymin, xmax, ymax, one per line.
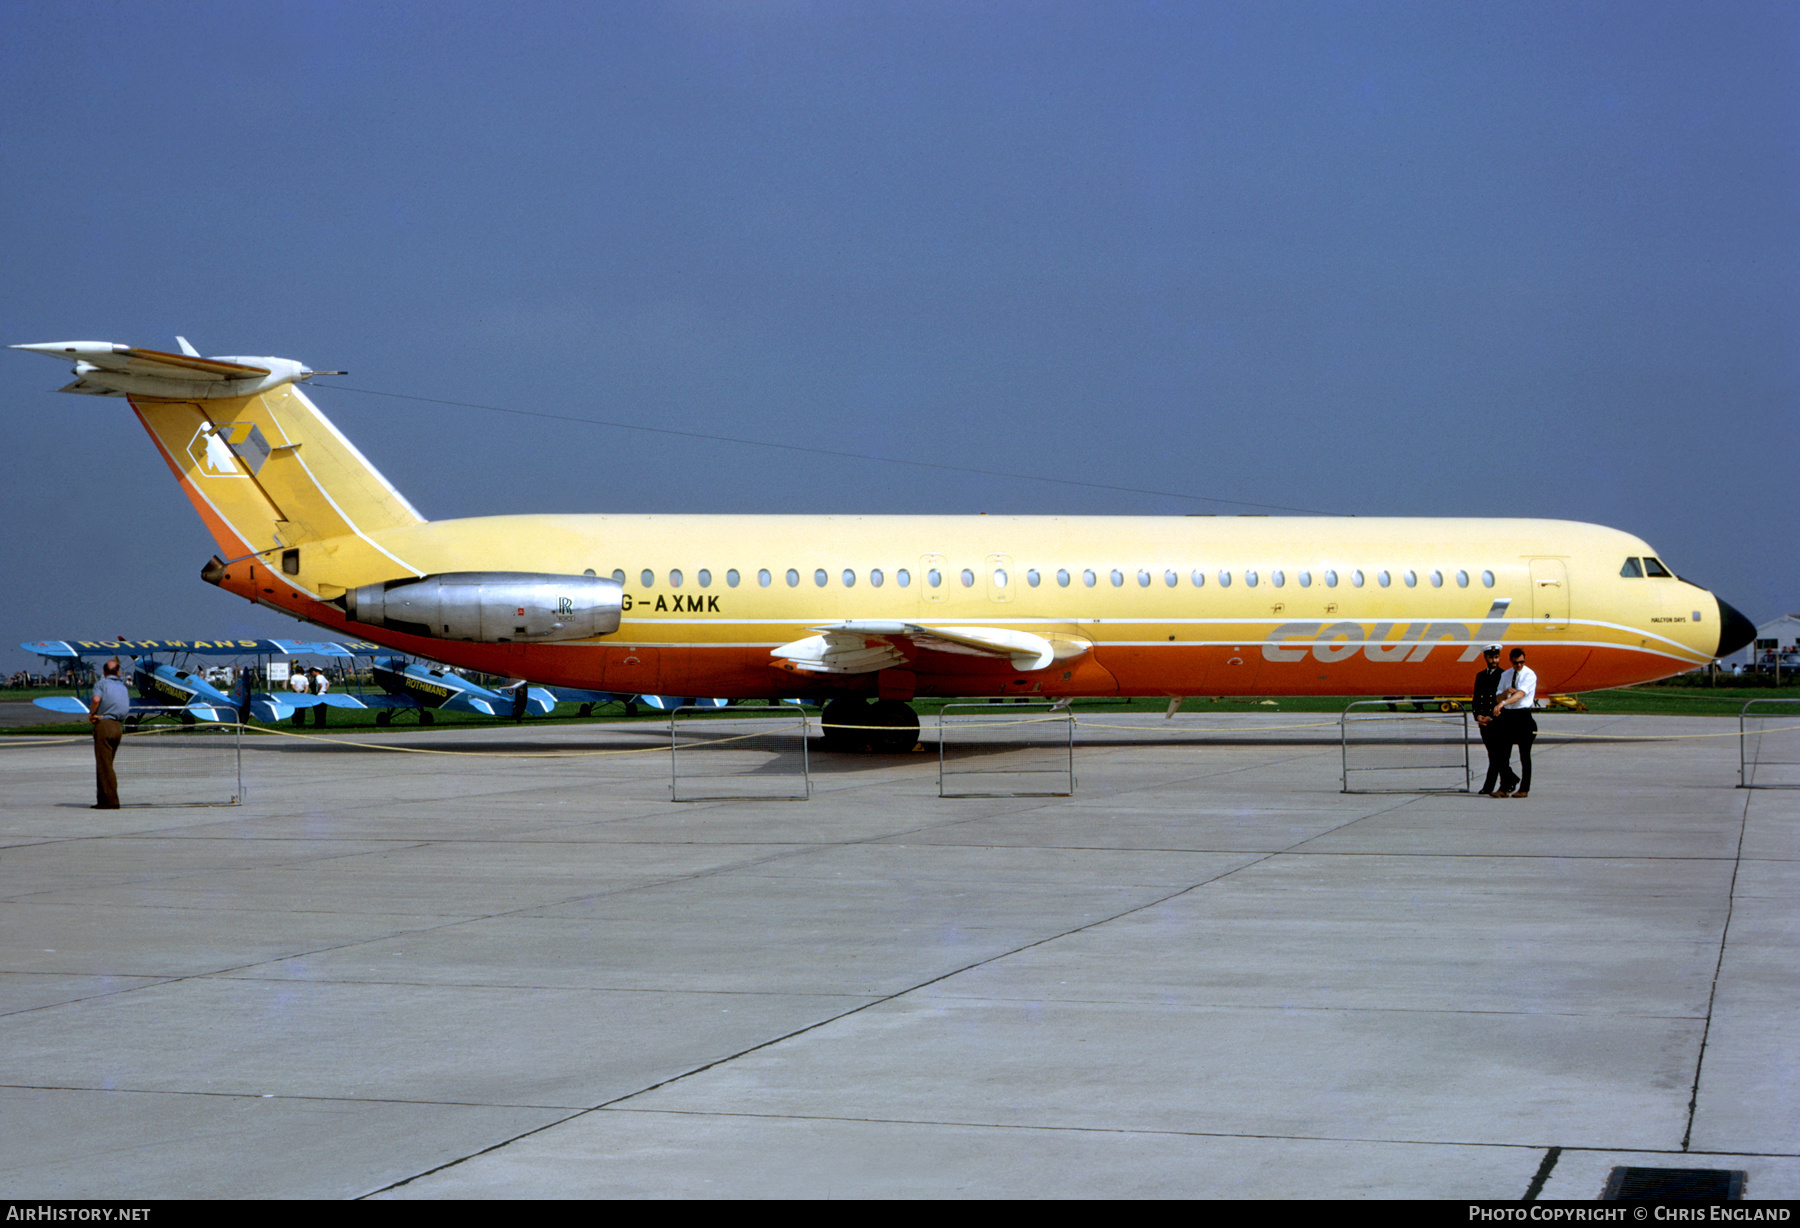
<box><xmin>2</xmin><ymin>1</ymin><xmax>1794</xmax><ymax>674</ymax></box>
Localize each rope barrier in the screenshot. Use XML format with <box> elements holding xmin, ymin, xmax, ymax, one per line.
<box><xmin>5</xmin><ymin>714</ymin><xmax>1798</xmax><ymax>755</ymax></box>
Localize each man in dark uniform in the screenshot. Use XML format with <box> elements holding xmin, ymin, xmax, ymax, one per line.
<box><xmin>1473</xmin><ymin>644</ymin><xmax>1518</xmax><ymax>796</ymax></box>
<box><xmin>87</xmin><ymin>657</ymin><xmax>131</xmax><ymax>809</ymax></box>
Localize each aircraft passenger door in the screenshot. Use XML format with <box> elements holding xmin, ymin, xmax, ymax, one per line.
<box><xmin>1528</xmin><ymin>559</ymin><xmax>1569</xmax><ymax>632</ymax></box>
<box><xmin>986</xmin><ymin>553</ymin><xmax>1014</xmax><ymax>604</ymax></box>
<box><xmin>921</xmin><ymin>554</ymin><xmax>948</xmax><ymax>605</ymax></box>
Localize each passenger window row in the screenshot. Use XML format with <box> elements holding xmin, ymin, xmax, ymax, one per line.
<box><xmin>609</xmin><ymin>564</ymin><xmax>1503</xmax><ymax>591</ymax></box>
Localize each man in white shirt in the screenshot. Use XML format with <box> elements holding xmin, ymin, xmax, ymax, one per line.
<box><xmin>307</xmin><ymin>666</ymin><xmax>330</xmax><ymax>727</ymax></box>
<box><xmin>1494</xmin><ymin>648</ymin><xmax>1539</xmax><ymax>798</ymax></box>
<box><xmin>288</xmin><ymin>663</ymin><xmax>309</xmax><ymax>726</ymax></box>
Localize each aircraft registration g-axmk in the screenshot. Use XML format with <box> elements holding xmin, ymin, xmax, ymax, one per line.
<box><xmin>14</xmin><ymin>338</ymin><xmax>1757</xmax><ymax>751</ymax></box>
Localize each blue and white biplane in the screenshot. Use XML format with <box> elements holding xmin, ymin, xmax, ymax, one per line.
<box><xmin>22</xmin><ymin>638</ymin><xmax>368</xmax><ymax>724</ymax></box>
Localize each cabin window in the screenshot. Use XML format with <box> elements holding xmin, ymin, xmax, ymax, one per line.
<box><xmin>583</xmin><ymin>568</ymin><xmax>595</xmax><ymax>577</ymax></box>
<box><xmin>960</xmin><ymin>568</ymin><xmax>975</xmax><ymax>587</ymax></box>
<box><xmin>1191</xmin><ymin>569</ymin><xmax>1206</xmax><ymax>587</ymax></box>
<box><xmin>612</xmin><ymin>569</ymin><xmax>626</xmax><ymax>585</ymax></box>
<box><xmin>1644</xmin><ymin>557</ymin><xmax>1672</xmax><ymax>577</ymax></box>
<box><xmin>786</xmin><ymin>569</ymin><xmax>800</xmax><ymax>587</ymax></box>
<box><xmin>1110</xmin><ymin>569</ymin><xmax>1124</xmax><ymax>587</ymax></box>
<box><xmin>842</xmin><ymin>569</ymin><xmax>856</xmax><ymax>587</ymax></box>
<box><xmin>640</xmin><ymin>569</ymin><xmax>655</xmax><ymax>588</ymax></box>
<box><xmin>1350</xmin><ymin>570</ymin><xmax>1363</xmax><ymax>587</ymax></box>
<box><xmin>928</xmin><ymin>569</ymin><xmax>942</xmax><ymax>587</ymax></box>
<box><xmin>1058</xmin><ymin>569</ymin><xmax>1071</xmax><ymax>587</ymax></box>
<box><xmin>1165</xmin><ymin>570</ymin><xmax>1178</xmax><ymax>588</ymax></box>
<box><xmin>758</xmin><ymin>569</ymin><xmax>771</xmax><ymax>587</ymax></box>
<box><xmin>727</xmin><ymin>569</ymin><xmax>740</xmax><ymax>587</ymax></box>
<box><xmin>870</xmin><ymin>569</ymin><xmax>884</xmax><ymax>587</ymax></box>
<box><xmin>1218</xmin><ymin>570</ymin><xmax>1231</xmax><ymax>587</ymax></box>
<box><xmin>897</xmin><ymin>569</ymin><xmax>911</xmax><ymax>587</ymax></box>
<box><xmin>1083</xmin><ymin>569</ymin><xmax>1097</xmax><ymax>587</ymax></box>
<box><xmin>698</xmin><ymin>569</ymin><xmax>711</xmax><ymax>587</ymax></box>
<box><xmin>1027</xmin><ymin>569</ymin><xmax>1041</xmax><ymax>586</ymax></box>
<box><xmin>1137</xmin><ymin>569</ymin><xmax>1150</xmax><ymax>587</ymax></box>
<box><xmin>1455</xmin><ymin>570</ymin><xmax>1468</xmax><ymax>588</ymax></box>
<box><xmin>994</xmin><ymin>569</ymin><xmax>1008</xmax><ymax>587</ymax></box>
<box><xmin>1481</xmin><ymin>570</ymin><xmax>1494</xmax><ymax>587</ymax></box>
<box><xmin>1376</xmin><ymin>570</ymin><xmax>1389</xmax><ymax>587</ymax></box>
<box><xmin>1428</xmin><ymin>570</ymin><xmax>1441</xmax><ymax>588</ymax></box>
<box><xmin>1324</xmin><ymin>570</ymin><xmax>1337</xmax><ymax>587</ymax></box>
<box><xmin>1620</xmin><ymin>558</ymin><xmax>1643</xmax><ymax>577</ymax></box>
<box><xmin>815</xmin><ymin>569</ymin><xmax>829</xmax><ymax>587</ymax></box>
<box><xmin>1246</xmin><ymin>570</ymin><xmax>1259</xmax><ymax>588</ymax></box>
<box><xmin>1272</xmin><ymin>570</ymin><xmax>1285</xmax><ymax>588</ymax></box>
<box><xmin>1299</xmin><ymin>571</ymin><xmax>1312</xmax><ymax>587</ymax></box>
<box><xmin>1404</xmin><ymin>570</ymin><xmax>1417</xmax><ymax>588</ymax></box>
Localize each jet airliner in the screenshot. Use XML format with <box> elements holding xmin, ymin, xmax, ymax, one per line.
<box><xmin>14</xmin><ymin>339</ymin><xmax>1757</xmax><ymax>752</ymax></box>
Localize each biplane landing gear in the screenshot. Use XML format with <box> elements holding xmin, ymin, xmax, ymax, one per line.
<box><xmin>578</xmin><ymin>703</ymin><xmax>593</xmax><ymax>717</ymax></box>
<box><xmin>819</xmin><ymin>697</ymin><xmax>920</xmax><ymax>754</ymax></box>
<box><xmin>376</xmin><ymin>710</ymin><xmax>391</xmax><ymax>726</ymax></box>
<box><xmin>419</xmin><ymin>709</ymin><xmax>434</xmax><ymax>725</ymax></box>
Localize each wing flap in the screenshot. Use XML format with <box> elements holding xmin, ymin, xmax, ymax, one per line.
<box><xmin>772</xmin><ymin>621</ymin><xmax>1075</xmax><ymax>675</ymax></box>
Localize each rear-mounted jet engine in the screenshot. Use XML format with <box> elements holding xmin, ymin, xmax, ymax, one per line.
<box><xmin>338</xmin><ymin>572</ymin><xmax>623</xmax><ymax>643</ymax></box>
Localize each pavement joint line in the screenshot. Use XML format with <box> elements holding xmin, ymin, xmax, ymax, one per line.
<box><xmin>364</xmin><ymin>772</ymin><xmax>1445</xmax><ymax>1194</ymax></box>
<box><xmin>365</xmin><ymin>850</ymin><xmax>1289</xmax><ymax>1196</ymax></box>
<box><xmin>579</xmin><ymin>1105</ymin><xmax>1593</xmax><ymax>1151</ymax></box>
<box><xmin>0</xmin><ymin>1082</ymin><xmax>586</xmax><ymax>1111</ymax></box>
<box><xmin>1522</xmin><ymin>1146</ymin><xmax>1562</xmax><ymax>1201</ymax></box>
<box><xmin>1680</xmin><ymin>784</ymin><xmax>1753</xmax><ymax>1154</ymax></box>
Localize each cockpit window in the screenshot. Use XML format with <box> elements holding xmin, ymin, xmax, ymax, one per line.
<box><xmin>1620</xmin><ymin>558</ymin><xmax>1643</xmax><ymax>577</ymax></box>
<box><xmin>1643</xmin><ymin>557</ymin><xmax>1672</xmax><ymax>577</ymax></box>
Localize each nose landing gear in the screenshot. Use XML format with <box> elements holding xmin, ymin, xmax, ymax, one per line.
<box><xmin>818</xmin><ymin>696</ymin><xmax>921</xmax><ymax>754</ymax></box>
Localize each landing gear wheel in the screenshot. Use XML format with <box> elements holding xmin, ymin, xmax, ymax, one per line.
<box><xmin>867</xmin><ymin>699</ymin><xmax>920</xmax><ymax>754</ymax></box>
<box><xmin>419</xmin><ymin>709</ymin><xmax>435</xmax><ymax>725</ymax></box>
<box><xmin>578</xmin><ymin>703</ymin><xmax>593</xmax><ymax>717</ymax></box>
<box><xmin>819</xmin><ymin>697</ymin><xmax>871</xmax><ymax>752</ymax></box>
<box><xmin>376</xmin><ymin>709</ymin><xmax>391</xmax><ymax>727</ymax></box>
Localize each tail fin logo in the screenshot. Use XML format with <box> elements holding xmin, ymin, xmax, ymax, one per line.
<box><xmin>187</xmin><ymin>423</ymin><xmax>270</xmax><ymax>478</ymax></box>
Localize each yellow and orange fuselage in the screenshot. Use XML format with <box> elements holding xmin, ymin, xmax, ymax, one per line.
<box><xmin>100</xmin><ymin>378</ymin><xmax>1733</xmax><ymax>702</ymax></box>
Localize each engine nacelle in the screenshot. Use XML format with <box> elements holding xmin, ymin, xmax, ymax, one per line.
<box><xmin>341</xmin><ymin>572</ymin><xmax>623</xmax><ymax>643</ymax></box>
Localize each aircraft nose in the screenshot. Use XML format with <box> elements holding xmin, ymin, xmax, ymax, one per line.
<box><xmin>1715</xmin><ymin>597</ymin><xmax>1756</xmax><ymax>659</ymax></box>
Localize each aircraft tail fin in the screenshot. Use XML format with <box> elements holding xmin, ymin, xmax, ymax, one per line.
<box><xmin>128</xmin><ymin>382</ymin><xmax>426</xmax><ymax>589</ymax></box>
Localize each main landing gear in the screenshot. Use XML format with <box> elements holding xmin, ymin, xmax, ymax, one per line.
<box><xmin>818</xmin><ymin>697</ymin><xmax>920</xmax><ymax>754</ymax></box>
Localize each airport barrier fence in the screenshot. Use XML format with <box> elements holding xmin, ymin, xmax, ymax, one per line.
<box><xmin>937</xmin><ymin>702</ymin><xmax>1075</xmax><ymax>798</ymax></box>
<box><xmin>1340</xmin><ymin>702</ymin><xmax>1471</xmax><ymax>794</ymax></box>
<box><xmin>669</xmin><ymin>705</ymin><xmax>812</xmax><ymax>801</ymax></box>
<box><xmin>118</xmin><ymin>709</ymin><xmax>244</xmax><ymax>806</ymax></box>
<box><xmin>1739</xmin><ymin>698</ymin><xmax>1800</xmax><ymax>789</ymax></box>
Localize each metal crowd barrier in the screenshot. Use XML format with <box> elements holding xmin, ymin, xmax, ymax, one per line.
<box><xmin>937</xmin><ymin>702</ymin><xmax>1075</xmax><ymax>798</ymax></box>
<box><xmin>1339</xmin><ymin>701</ymin><xmax>1471</xmax><ymax>794</ymax></box>
<box><xmin>1739</xmin><ymin>698</ymin><xmax>1800</xmax><ymax>789</ymax></box>
<box><xmin>117</xmin><ymin>709</ymin><xmax>245</xmax><ymax>806</ymax></box>
<box><xmin>669</xmin><ymin>705</ymin><xmax>812</xmax><ymax>802</ymax></box>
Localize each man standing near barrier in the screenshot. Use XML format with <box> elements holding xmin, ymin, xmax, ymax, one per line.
<box><xmin>1472</xmin><ymin>644</ymin><xmax>1518</xmax><ymax>796</ymax></box>
<box><xmin>1494</xmin><ymin>647</ymin><xmax>1539</xmax><ymax>799</ymax></box>
<box><xmin>87</xmin><ymin>657</ymin><xmax>130</xmax><ymax>809</ymax></box>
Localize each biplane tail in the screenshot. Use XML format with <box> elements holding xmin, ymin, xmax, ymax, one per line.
<box><xmin>12</xmin><ymin>340</ymin><xmax>425</xmax><ymax>594</ymax></box>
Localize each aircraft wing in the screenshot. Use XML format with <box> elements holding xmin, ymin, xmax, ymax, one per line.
<box><xmin>34</xmin><ymin>696</ymin><xmax>235</xmax><ymax>722</ymax></box>
<box><xmin>543</xmin><ymin>686</ymin><xmax>625</xmax><ymax>705</ymax></box>
<box><xmin>771</xmin><ymin>621</ymin><xmax>1070</xmax><ymax>675</ymax></box>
